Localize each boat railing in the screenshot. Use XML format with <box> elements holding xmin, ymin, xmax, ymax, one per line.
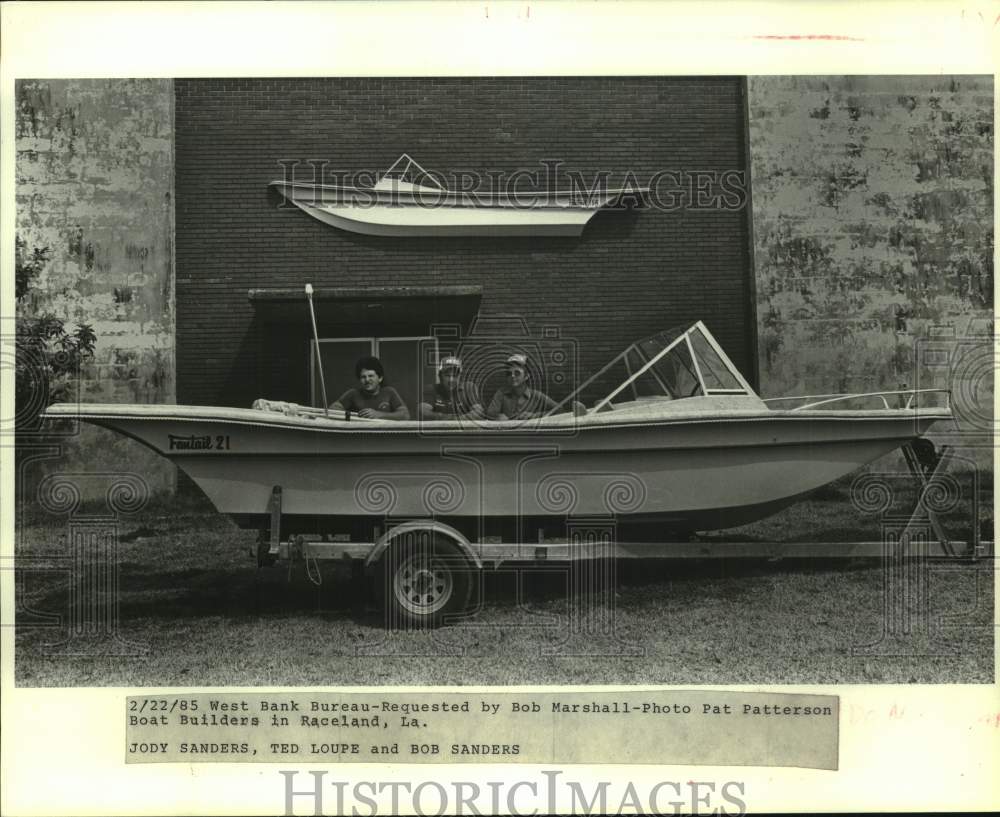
<box><xmin>763</xmin><ymin>388</ymin><xmax>951</xmax><ymax>412</ymax></box>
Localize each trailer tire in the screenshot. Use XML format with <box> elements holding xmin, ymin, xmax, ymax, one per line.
<box><xmin>377</xmin><ymin>533</ymin><xmax>473</xmax><ymax>629</ymax></box>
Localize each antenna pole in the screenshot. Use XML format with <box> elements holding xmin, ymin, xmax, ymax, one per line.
<box><xmin>305</xmin><ymin>283</ymin><xmax>329</xmax><ymax>417</ymax></box>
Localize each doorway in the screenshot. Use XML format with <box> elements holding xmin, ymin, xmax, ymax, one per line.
<box><xmin>310</xmin><ymin>336</ymin><xmax>439</xmax><ymax>412</ymax></box>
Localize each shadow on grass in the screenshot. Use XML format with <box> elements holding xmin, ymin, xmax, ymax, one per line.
<box><xmin>17</xmin><ymin>563</ymin><xmax>361</xmax><ymax>625</ymax></box>
<box><xmin>355</xmin><ymin>557</ymin><xmax>891</xmax><ymax>621</ymax></box>
<box><xmin>16</xmin><ymin>550</ymin><xmax>892</xmax><ymax>632</ymax></box>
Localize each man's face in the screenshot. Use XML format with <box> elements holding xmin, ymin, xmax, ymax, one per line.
<box><xmin>505</xmin><ymin>364</ymin><xmax>527</xmax><ymax>389</ymax></box>
<box><xmin>440</xmin><ymin>368</ymin><xmax>460</xmax><ymax>391</ymax></box>
<box><xmin>358</xmin><ymin>368</ymin><xmax>382</xmax><ymax>394</ymax></box>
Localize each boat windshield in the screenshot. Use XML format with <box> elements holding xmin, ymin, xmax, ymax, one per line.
<box><xmin>555</xmin><ymin>322</ymin><xmax>753</xmax><ymax>414</ymax></box>
<box><xmin>373</xmin><ymin>153</ymin><xmax>444</xmax><ymax>193</ymax></box>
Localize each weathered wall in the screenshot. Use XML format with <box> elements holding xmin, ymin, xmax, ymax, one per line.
<box><xmin>747</xmin><ymin>76</ymin><xmax>993</xmax><ymax>446</ymax></box>
<box><xmin>16</xmin><ymin>79</ymin><xmax>176</xmax><ymax>495</ymax></box>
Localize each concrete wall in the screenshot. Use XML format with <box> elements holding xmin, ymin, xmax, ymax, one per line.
<box><xmin>15</xmin><ymin>79</ymin><xmax>176</xmax><ymax>495</ymax></box>
<box><xmin>747</xmin><ymin>77</ymin><xmax>993</xmax><ymax>440</ymax></box>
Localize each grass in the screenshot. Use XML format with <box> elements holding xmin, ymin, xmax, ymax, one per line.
<box><xmin>14</xmin><ymin>473</ymin><xmax>994</xmax><ymax>687</ymax></box>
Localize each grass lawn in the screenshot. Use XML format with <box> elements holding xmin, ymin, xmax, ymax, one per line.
<box><xmin>14</xmin><ymin>472</ymin><xmax>994</xmax><ymax>687</ymax></box>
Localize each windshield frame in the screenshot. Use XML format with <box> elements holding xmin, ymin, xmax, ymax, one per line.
<box><xmin>546</xmin><ymin>321</ymin><xmax>754</xmax><ymax>415</ymax></box>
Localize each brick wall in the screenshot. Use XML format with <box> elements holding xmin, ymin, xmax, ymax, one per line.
<box><xmin>174</xmin><ymin>77</ymin><xmax>754</xmax><ymax>408</ymax></box>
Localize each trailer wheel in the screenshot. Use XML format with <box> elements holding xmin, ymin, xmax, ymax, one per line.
<box><xmin>377</xmin><ymin>534</ymin><xmax>472</xmax><ymax>628</ymax></box>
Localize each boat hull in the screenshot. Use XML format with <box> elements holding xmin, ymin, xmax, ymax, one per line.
<box><xmin>181</xmin><ymin>437</ymin><xmax>909</xmax><ymax>532</ymax></box>
<box><xmin>269</xmin><ymin>182</ymin><xmax>635</xmax><ymax>237</ymax></box>
<box><xmin>300</xmin><ymin>203</ymin><xmax>598</xmax><ymax>237</ymax></box>
<box><xmin>45</xmin><ymin>404</ymin><xmax>946</xmax><ymax>533</ymax></box>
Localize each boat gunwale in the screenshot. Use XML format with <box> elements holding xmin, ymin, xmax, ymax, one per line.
<box><xmin>44</xmin><ymin>402</ymin><xmax>953</xmax><ymax>436</ymax></box>
<box><xmin>269</xmin><ymin>180</ymin><xmax>650</xmax><ymax>206</ymax></box>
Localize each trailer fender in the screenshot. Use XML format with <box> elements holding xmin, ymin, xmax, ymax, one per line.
<box><xmin>364</xmin><ymin>519</ymin><xmax>482</xmax><ymax>570</ymax></box>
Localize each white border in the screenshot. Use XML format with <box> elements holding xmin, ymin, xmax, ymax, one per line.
<box><xmin>1</xmin><ymin>2</ymin><xmax>998</xmax><ymax>815</ymax></box>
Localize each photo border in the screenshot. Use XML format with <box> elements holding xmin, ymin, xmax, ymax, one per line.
<box><xmin>1</xmin><ymin>2</ymin><xmax>997</xmax><ymax>814</ymax></box>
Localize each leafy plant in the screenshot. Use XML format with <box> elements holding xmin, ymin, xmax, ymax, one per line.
<box><xmin>15</xmin><ymin>234</ymin><xmax>96</xmax><ymax>429</ymax></box>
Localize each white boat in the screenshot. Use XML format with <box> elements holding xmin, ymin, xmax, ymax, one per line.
<box><xmin>44</xmin><ymin>322</ymin><xmax>951</xmax><ymax>538</ymax></box>
<box><xmin>269</xmin><ymin>154</ymin><xmax>648</xmax><ymax>237</ymax></box>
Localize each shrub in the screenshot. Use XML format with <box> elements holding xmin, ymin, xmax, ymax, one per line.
<box><xmin>15</xmin><ymin>234</ymin><xmax>96</xmax><ymax>431</ymax></box>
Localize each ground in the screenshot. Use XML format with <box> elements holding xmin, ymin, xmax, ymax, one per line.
<box><xmin>14</xmin><ymin>471</ymin><xmax>994</xmax><ymax>687</ymax></box>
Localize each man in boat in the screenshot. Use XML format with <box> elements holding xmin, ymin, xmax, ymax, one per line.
<box><xmin>486</xmin><ymin>353</ymin><xmax>586</xmax><ymax>421</ymax></box>
<box><xmin>418</xmin><ymin>356</ymin><xmax>484</xmax><ymax>420</ymax></box>
<box><xmin>330</xmin><ymin>356</ymin><xmax>410</xmax><ymax>420</ymax></box>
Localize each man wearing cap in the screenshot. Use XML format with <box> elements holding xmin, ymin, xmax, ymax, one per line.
<box><xmin>485</xmin><ymin>353</ymin><xmax>556</xmax><ymax>421</ymax></box>
<box><xmin>418</xmin><ymin>356</ymin><xmax>484</xmax><ymax>420</ymax></box>
<box><xmin>330</xmin><ymin>355</ymin><xmax>410</xmax><ymax>420</ymax></box>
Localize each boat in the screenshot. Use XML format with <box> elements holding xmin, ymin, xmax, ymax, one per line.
<box><xmin>269</xmin><ymin>154</ymin><xmax>648</xmax><ymax>237</ymax></box>
<box><xmin>43</xmin><ymin>321</ymin><xmax>951</xmax><ymax>539</ymax></box>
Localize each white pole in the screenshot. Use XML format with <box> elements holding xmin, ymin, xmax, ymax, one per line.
<box><xmin>305</xmin><ymin>283</ymin><xmax>329</xmax><ymax>417</ymax></box>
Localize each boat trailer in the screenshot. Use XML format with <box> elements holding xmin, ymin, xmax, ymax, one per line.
<box><xmin>251</xmin><ymin>441</ymin><xmax>991</xmax><ymax>627</ymax></box>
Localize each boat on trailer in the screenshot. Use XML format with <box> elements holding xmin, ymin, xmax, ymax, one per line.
<box><xmin>44</xmin><ymin>320</ymin><xmax>951</xmax><ymax>625</ymax></box>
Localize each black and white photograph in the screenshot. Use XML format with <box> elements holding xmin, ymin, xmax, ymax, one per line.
<box><xmin>2</xmin><ymin>2</ymin><xmax>997</xmax><ymax>816</ymax></box>
<box><xmin>13</xmin><ymin>69</ymin><xmax>994</xmax><ymax>687</ymax></box>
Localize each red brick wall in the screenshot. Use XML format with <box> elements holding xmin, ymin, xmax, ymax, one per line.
<box><xmin>174</xmin><ymin>77</ymin><xmax>753</xmax><ymax>407</ymax></box>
